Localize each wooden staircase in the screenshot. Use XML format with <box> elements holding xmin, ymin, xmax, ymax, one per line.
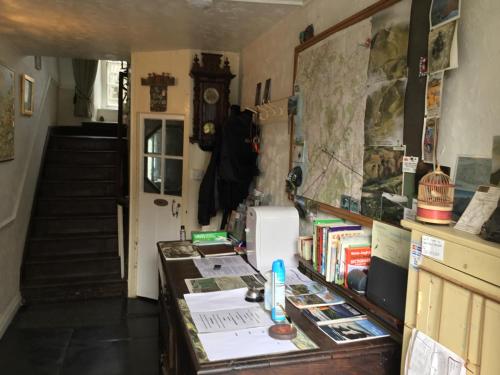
<box><xmin>21</xmin><ymin>124</ymin><xmax>127</xmax><ymax>303</ymax></box>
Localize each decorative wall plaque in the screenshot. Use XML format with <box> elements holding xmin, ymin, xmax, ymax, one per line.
<box><xmin>141</xmin><ymin>73</ymin><xmax>176</xmax><ymax>112</ymax></box>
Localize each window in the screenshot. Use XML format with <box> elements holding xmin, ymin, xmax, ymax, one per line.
<box><xmin>101</xmin><ymin>60</ymin><xmax>123</xmax><ymax>109</ymax></box>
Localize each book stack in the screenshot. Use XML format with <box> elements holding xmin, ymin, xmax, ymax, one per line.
<box><xmin>311</xmin><ymin>219</ymin><xmax>371</xmax><ymax>286</ymax></box>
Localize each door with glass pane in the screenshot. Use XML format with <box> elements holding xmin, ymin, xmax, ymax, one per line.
<box><xmin>137</xmin><ymin>114</ymin><xmax>184</xmax><ymax>299</ymax></box>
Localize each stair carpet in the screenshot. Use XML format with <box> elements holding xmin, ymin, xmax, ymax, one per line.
<box><xmin>22</xmin><ymin>127</ymin><xmax>126</xmax><ymax>303</ymax></box>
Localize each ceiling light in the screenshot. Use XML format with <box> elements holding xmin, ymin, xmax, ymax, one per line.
<box><xmin>188</xmin><ymin>0</ymin><xmax>214</xmax><ymax>8</ymax></box>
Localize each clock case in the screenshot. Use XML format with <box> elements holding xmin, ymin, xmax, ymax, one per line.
<box><xmin>190</xmin><ymin>53</ymin><xmax>235</xmax><ymax>151</ymax></box>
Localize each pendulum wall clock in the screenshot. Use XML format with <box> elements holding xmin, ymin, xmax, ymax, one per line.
<box><xmin>190</xmin><ymin>53</ymin><xmax>235</xmax><ymax>151</ymax></box>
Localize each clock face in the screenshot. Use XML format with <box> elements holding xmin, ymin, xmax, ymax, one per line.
<box><xmin>202</xmin><ymin>122</ymin><xmax>216</xmax><ymax>135</ymax></box>
<box><xmin>203</xmin><ymin>87</ymin><xmax>220</xmax><ymax>105</ymax></box>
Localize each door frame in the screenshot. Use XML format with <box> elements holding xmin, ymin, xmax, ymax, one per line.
<box><xmin>128</xmin><ymin>111</ymin><xmax>189</xmax><ymax>298</ymax></box>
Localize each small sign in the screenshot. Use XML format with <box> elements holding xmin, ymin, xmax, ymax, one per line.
<box><xmin>410</xmin><ymin>240</ymin><xmax>422</xmax><ymax>269</ymax></box>
<box><xmin>403</xmin><ymin>156</ymin><xmax>419</xmax><ymax>173</ymax></box>
<box><xmin>422</xmin><ymin>235</ymin><xmax>445</xmax><ymax>261</ymax></box>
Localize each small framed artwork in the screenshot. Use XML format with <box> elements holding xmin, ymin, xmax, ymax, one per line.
<box><xmin>34</xmin><ymin>56</ymin><xmax>42</xmax><ymax>70</ymax></box>
<box><xmin>263</xmin><ymin>78</ymin><xmax>271</xmax><ymax>103</ymax></box>
<box><xmin>21</xmin><ymin>74</ymin><xmax>34</xmax><ymax>116</ymax></box>
<box><xmin>254</xmin><ymin>82</ymin><xmax>262</xmax><ymax>106</ymax></box>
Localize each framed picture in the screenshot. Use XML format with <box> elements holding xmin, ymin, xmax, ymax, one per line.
<box><xmin>34</xmin><ymin>56</ymin><xmax>42</xmax><ymax>70</ymax></box>
<box><xmin>21</xmin><ymin>74</ymin><xmax>34</xmax><ymax>116</ymax></box>
<box><xmin>263</xmin><ymin>78</ymin><xmax>271</xmax><ymax>103</ymax></box>
<box><xmin>254</xmin><ymin>82</ymin><xmax>262</xmax><ymax>106</ymax></box>
<box><xmin>0</xmin><ymin>63</ymin><xmax>15</xmax><ymax>162</ymax></box>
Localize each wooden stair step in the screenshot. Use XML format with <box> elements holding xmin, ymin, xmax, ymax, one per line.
<box><xmin>21</xmin><ymin>279</ymin><xmax>126</xmax><ymax>303</ymax></box>
<box><xmin>36</xmin><ymin>196</ymin><xmax>117</xmax><ymax>216</ymax></box>
<box><xmin>46</xmin><ymin>150</ymin><xmax>118</xmax><ymax>165</ymax></box>
<box><xmin>43</xmin><ymin>164</ymin><xmax>117</xmax><ymax>181</ymax></box>
<box><xmin>48</xmin><ymin>135</ymin><xmax>122</xmax><ymax>151</ymax></box>
<box><xmin>39</xmin><ymin>180</ymin><xmax>116</xmax><ymax>197</ymax></box>
<box><xmin>31</xmin><ymin>215</ymin><xmax>117</xmax><ymax>236</ymax></box>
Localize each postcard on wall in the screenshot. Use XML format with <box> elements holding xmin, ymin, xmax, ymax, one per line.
<box><xmin>364</xmin><ymin>79</ymin><xmax>406</xmax><ymax>146</ymax></box>
<box><xmin>425</xmin><ymin>71</ymin><xmax>444</xmax><ymax>118</ymax></box>
<box><xmin>452</xmin><ymin>156</ymin><xmax>493</xmax><ymax>221</ymax></box>
<box><xmin>422</xmin><ymin>117</ymin><xmax>439</xmax><ymax>164</ymax></box>
<box><xmin>430</xmin><ymin>0</ymin><xmax>461</xmax><ymax>29</ymax></box>
<box><xmin>491</xmin><ymin>136</ymin><xmax>500</xmax><ymax>186</ymax></box>
<box><xmin>428</xmin><ymin>20</ymin><xmax>458</xmax><ymax>73</ymax></box>
<box><xmin>361</xmin><ymin>146</ymin><xmax>405</xmax><ymax>221</ymax></box>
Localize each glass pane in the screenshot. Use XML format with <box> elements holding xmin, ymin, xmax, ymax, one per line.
<box><xmin>144</xmin><ymin>119</ymin><xmax>162</xmax><ymax>154</ymax></box>
<box><xmin>144</xmin><ymin>157</ymin><xmax>161</xmax><ymax>193</ymax></box>
<box><xmin>164</xmin><ymin>159</ymin><xmax>182</xmax><ymax>196</ymax></box>
<box><xmin>164</xmin><ymin>120</ymin><xmax>184</xmax><ymax>156</ymax></box>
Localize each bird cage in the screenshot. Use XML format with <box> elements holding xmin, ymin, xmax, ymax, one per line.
<box><xmin>417</xmin><ymin>167</ymin><xmax>455</xmax><ymax>224</ymax></box>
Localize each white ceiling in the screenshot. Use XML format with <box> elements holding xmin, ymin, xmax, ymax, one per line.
<box><xmin>0</xmin><ymin>0</ymin><xmax>304</xmax><ymax>60</ymax></box>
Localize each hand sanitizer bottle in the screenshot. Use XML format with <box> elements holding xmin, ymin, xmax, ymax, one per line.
<box><xmin>179</xmin><ymin>225</ymin><xmax>186</xmax><ymax>241</ymax></box>
<box><xmin>271</xmin><ymin>259</ymin><xmax>286</xmax><ymax>322</ymax></box>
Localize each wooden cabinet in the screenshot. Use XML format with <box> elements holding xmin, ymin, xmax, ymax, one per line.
<box><xmin>401</xmin><ymin>220</ymin><xmax>500</xmax><ymax>375</ymax></box>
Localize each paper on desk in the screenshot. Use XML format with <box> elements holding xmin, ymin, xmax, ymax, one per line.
<box><xmin>405</xmin><ymin>329</ymin><xmax>466</xmax><ymax>375</ymax></box>
<box><xmin>198</xmin><ymin>326</ymin><xmax>299</xmax><ymax>362</ymax></box>
<box><xmin>191</xmin><ymin>307</ymin><xmax>273</xmax><ymax>333</ymax></box>
<box><xmin>193</xmin><ymin>256</ymin><xmax>256</xmax><ymax>277</ymax></box>
<box><xmin>455</xmin><ymin>185</ymin><xmax>500</xmax><ymax>234</ymax></box>
<box><xmin>184</xmin><ymin>288</ymin><xmax>256</xmax><ymax>312</ymax></box>
<box><xmin>371</xmin><ymin>220</ymin><xmax>411</xmax><ymax>269</ymax></box>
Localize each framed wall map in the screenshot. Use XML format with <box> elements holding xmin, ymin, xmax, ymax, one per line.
<box><xmin>0</xmin><ymin>64</ymin><xmax>15</xmax><ymax>162</ymax></box>
<box><xmin>291</xmin><ymin>0</ymin><xmax>413</xmax><ymax>226</ymax></box>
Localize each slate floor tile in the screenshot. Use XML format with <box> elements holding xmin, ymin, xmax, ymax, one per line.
<box><xmin>0</xmin><ymin>298</ymin><xmax>159</xmax><ymax>375</ymax></box>
<box><xmin>0</xmin><ymin>327</ymin><xmax>73</xmax><ymax>375</ymax></box>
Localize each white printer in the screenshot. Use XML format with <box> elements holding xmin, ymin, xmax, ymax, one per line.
<box><xmin>245</xmin><ymin>206</ymin><xmax>299</xmax><ymax>273</ymax></box>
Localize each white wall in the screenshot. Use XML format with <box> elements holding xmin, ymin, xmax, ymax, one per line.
<box><xmin>0</xmin><ymin>40</ymin><xmax>59</xmax><ymax>337</ymax></box>
<box><xmin>127</xmin><ymin>49</ymin><xmax>240</xmax><ymax>296</ymax></box>
<box><xmin>437</xmin><ymin>0</ymin><xmax>500</xmax><ymax>173</ymax></box>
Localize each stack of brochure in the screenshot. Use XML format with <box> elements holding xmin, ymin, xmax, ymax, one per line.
<box><xmin>285</xmin><ymin>282</ymin><xmax>345</xmax><ymax>309</ymax></box>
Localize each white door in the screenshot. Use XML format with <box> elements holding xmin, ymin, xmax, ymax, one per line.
<box><xmin>137</xmin><ymin>113</ymin><xmax>184</xmax><ymax>299</ymax></box>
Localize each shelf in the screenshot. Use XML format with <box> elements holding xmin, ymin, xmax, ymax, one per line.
<box><xmin>298</xmin><ymin>258</ymin><xmax>403</xmax><ymax>341</ymax></box>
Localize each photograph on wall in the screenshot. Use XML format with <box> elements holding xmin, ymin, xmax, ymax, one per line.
<box><xmin>491</xmin><ymin>136</ymin><xmax>500</xmax><ymax>186</ymax></box>
<box><xmin>422</xmin><ymin>117</ymin><xmax>439</xmax><ymax>164</ymax></box>
<box><xmin>0</xmin><ymin>64</ymin><xmax>15</xmax><ymax>162</ymax></box>
<box><xmin>367</xmin><ymin>23</ymin><xmax>409</xmax><ymax>84</ymax></box>
<box><xmin>425</xmin><ymin>71</ymin><xmax>444</xmax><ymax>118</ymax></box>
<box><xmin>367</xmin><ymin>0</ymin><xmax>411</xmax><ymax>84</ymax></box>
<box><xmin>362</xmin><ymin>146</ymin><xmax>404</xmax><ymax>194</ymax></box>
<box><xmin>364</xmin><ymin>78</ymin><xmax>406</xmax><ymax>146</ymax></box>
<box><xmin>452</xmin><ymin>156</ymin><xmax>493</xmax><ymax>221</ymax></box>
<box><xmin>430</xmin><ymin>0</ymin><xmax>461</xmax><ymax>29</ymax></box>
<box><xmin>361</xmin><ymin>146</ymin><xmax>404</xmax><ymax>220</ymax></box>
<box><xmin>21</xmin><ymin>74</ymin><xmax>35</xmax><ymax>116</ymax></box>
<box><xmin>428</xmin><ymin>20</ymin><xmax>458</xmax><ymax>73</ymax></box>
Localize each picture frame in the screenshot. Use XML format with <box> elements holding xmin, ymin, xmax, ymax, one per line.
<box><xmin>254</xmin><ymin>82</ymin><xmax>262</xmax><ymax>106</ymax></box>
<box><xmin>21</xmin><ymin>74</ymin><xmax>34</xmax><ymax>116</ymax></box>
<box><xmin>34</xmin><ymin>56</ymin><xmax>42</xmax><ymax>71</ymax></box>
<box><xmin>263</xmin><ymin>78</ymin><xmax>271</xmax><ymax>103</ymax></box>
<box><xmin>0</xmin><ymin>63</ymin><xmax>15</xmax><ymax>162</ymax></box>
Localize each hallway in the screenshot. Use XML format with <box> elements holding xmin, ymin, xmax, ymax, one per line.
<box><xmin>0</xmin><ymin>298</ymin><xmax>159</xmax><ymax>375</ymax></box>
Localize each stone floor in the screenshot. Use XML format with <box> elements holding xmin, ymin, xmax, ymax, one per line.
<box><xmin>0</xmin><ymin>298</ymin><xmax>159</xmax><ymax>375</ymax></box>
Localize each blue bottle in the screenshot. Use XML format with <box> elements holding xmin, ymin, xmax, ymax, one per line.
<box><xmin>271</xmin><ymin>259</ymin><xmax>286</xmax><ymax>322</ymax></box>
